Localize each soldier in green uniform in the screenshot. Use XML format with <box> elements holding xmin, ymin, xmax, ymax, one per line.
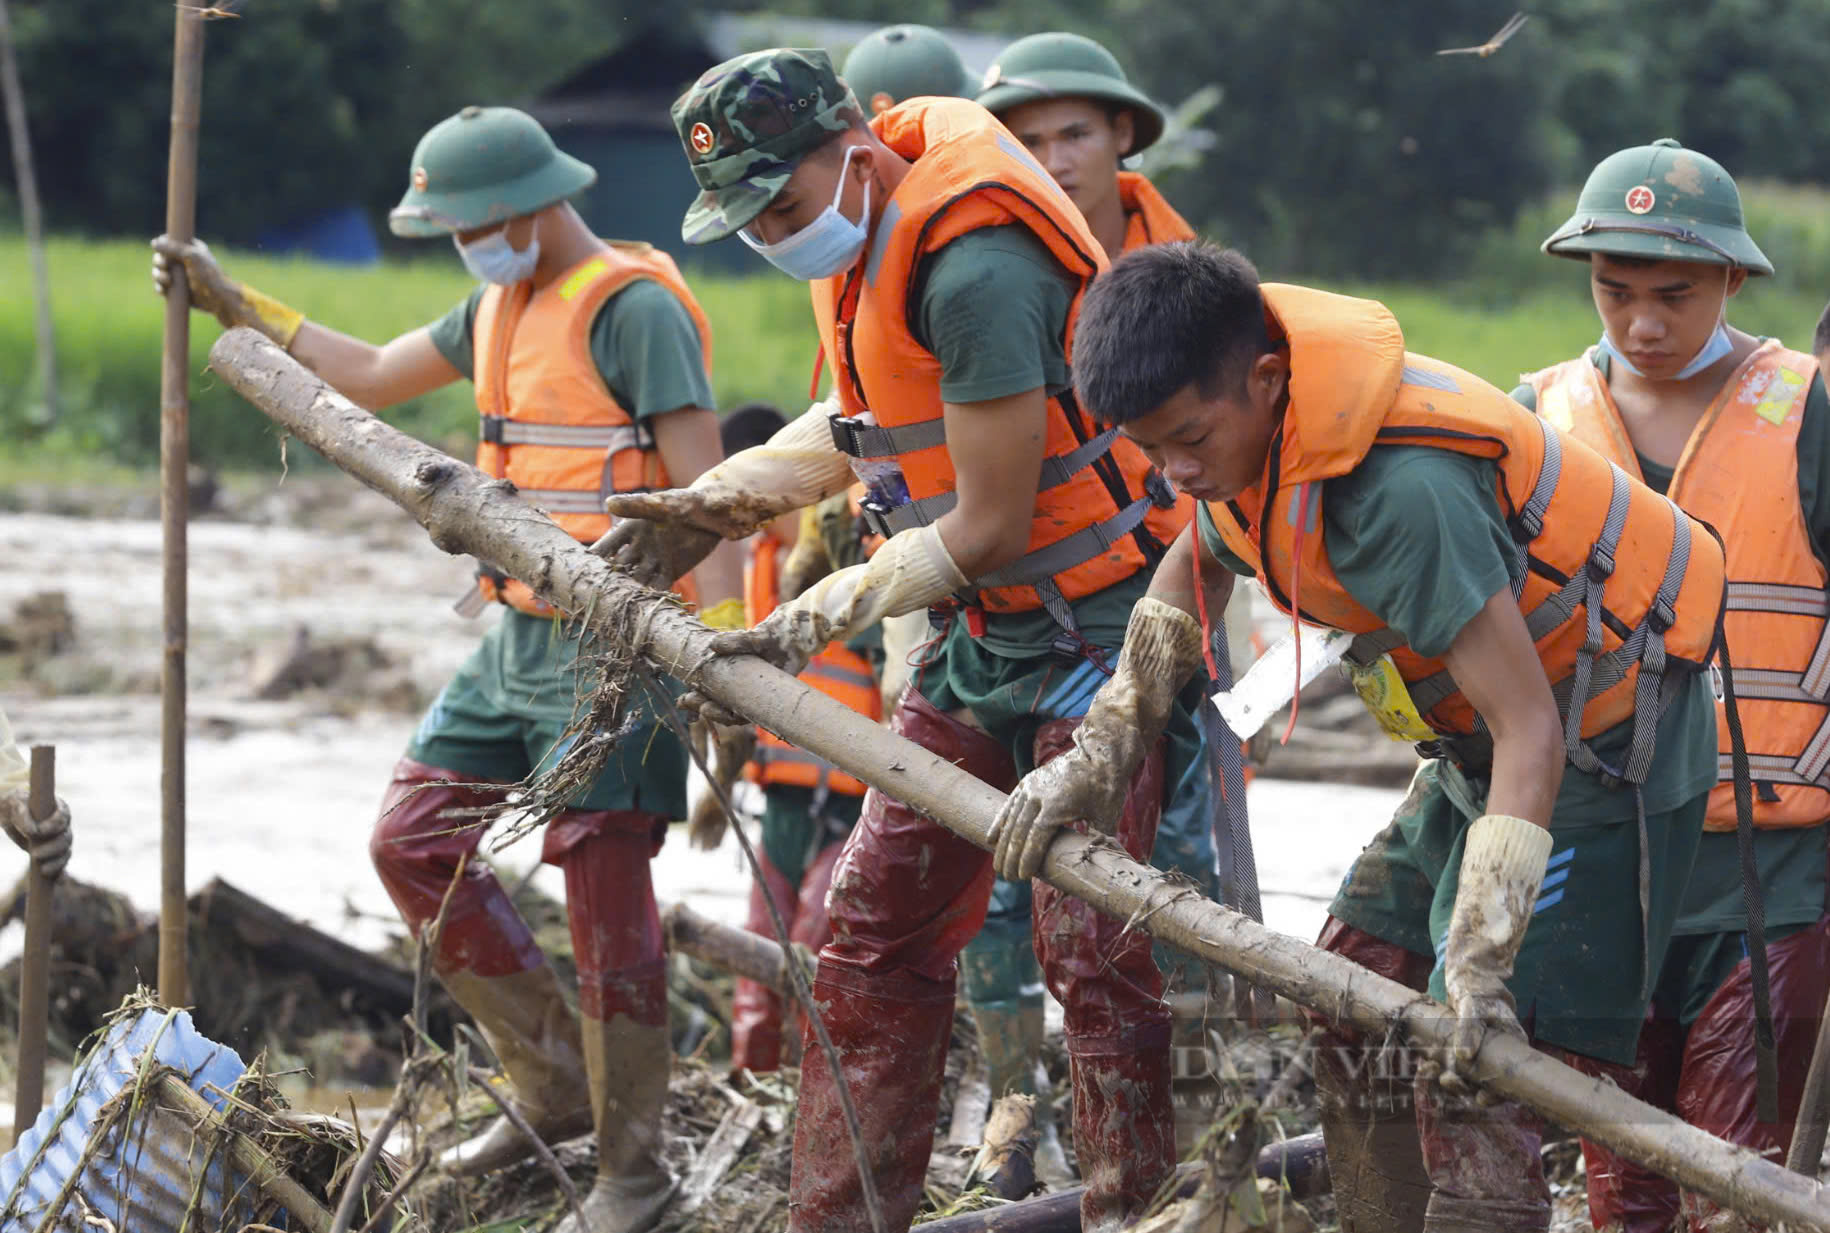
<box><xmin>1513</xmin><ymin>141</ymin><xmax>1830</xmax><ymax>1233</ymax></box>
<box><xmin>841</xmin><ymin>23</ymin><xmax>972</xmax><ymax>115</ymax></box>
<box><xmin>154</xmin><ymin>107</ymin><xmax>742</xmax><ymax>1233</ymax></box>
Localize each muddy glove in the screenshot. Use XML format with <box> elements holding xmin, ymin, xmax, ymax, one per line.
<box><xmin>1</xmin><ymin>790</ymin><xmax>71</xmax><ymax>881</ymax></box>
<box><xmin>778</xmin><ymin>504</ymin><xmax>834</xmax><ymax>602</ymax></box>
<box><xmin>988</xmin><ymin>598</ymin><xmax>1202</xmax><ymax>881</ymax></box>
<box><xmin>685</xmin><ymin>522</ymin><xmax>965</xmax><ymax>727</ymax></box>
<box><xmin>151</xmin><ymin>236</ymin><xmax>305</xmax><ymax>349</ymax></box>
<box><xmin>594</xmin><ymin>397</ymin><xmax>857</xmax><ymax>587</ymax></box>
<box><xmin>686</xmin><ymin>724</ymin><xmax>757</xmax><ymax>851</ymax></box>
<box><xmin>1437</xmin><ymin>813</ymin><xmax>1553</xmax><ymax>1097</ymax></box>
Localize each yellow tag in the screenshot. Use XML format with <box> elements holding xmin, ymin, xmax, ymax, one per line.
<box><xmin>1347</xmin><ymin>654</ymin><xmax>1438</xmax><ymax>742</ymax></box>
<box><xmin>1754</xmin><ymin>368</ymin><xmax>1806</xmax><ymax>426</ymax></box>
<box><xmin>559</xmin><ymin>258</ymin><xmax>610</xmax><ymax>302</ymax></box>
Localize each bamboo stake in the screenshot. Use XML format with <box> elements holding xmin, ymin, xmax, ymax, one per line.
<box><xmin>206</xmin><ymin>329</ymin><xmax>1830</xmax><ymax>1233</ymax></box>
<box><xmin>0</xmin><ymin>0</ymin><xmax>54</xmax><ymax>422</ymax></box>
<box><xmin>158</xmin><ymin>0</ymin><xmax>207</xmax><ymax>1007</ymax></box>
<box><xmin>1786</xmin><ymin>989</ymin><xmax>1830</xmax><ymax>1174</ymax></box>
<box><xmin>13</xmin><ymin>745</ymin><xmax>54</xmax><ymax>1138</ymax></box>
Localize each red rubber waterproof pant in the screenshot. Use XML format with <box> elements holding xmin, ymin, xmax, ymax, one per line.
<box><xmin>1570</xmin><ymin>915</ymin><xmax>1830</xmax><ymax>1233</ymax></box>
<box><xmin>1314</xmin><ymin>918</ymin><xmax>1578</xmax><ymax>1233</ymax></box>
<box><xmin>787</xmin><ymin>690</ymin><xmax>1175</xmax><ymax>1233</ymax></box>
<box><xmin>730</xmin><ymin>840</ymin><xmax>844</xmax><ymax>1072</ymax></box>
<box><xmin>368</xmin><ymin>758</ymin><xmax>670</xmax><ymax>1026</ymax></box>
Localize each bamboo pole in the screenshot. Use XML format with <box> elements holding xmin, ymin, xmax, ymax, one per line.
<box><xmin>663</xmin><ymin>900</ymin><xmax>812</xmax><ymax>994</ymax></box>
<box><xmin>0</xmin><ymin>0</ymin><xmax>55</xmax><ymax>423</ymax></box>
<box><xmin>13</xmin><ymin>745</ymin><xmax>54</xmax><ymax>1138</ymax></box>
<box><xmin>206</xmin><ymin>328</ymin><xmax>1830</xmax><ymax>1233</ymax></box>
<box><xmin>158</xmin><ymin>0</ymin><xmax>207</xmax><ymax>1008</ymax></box>
<box><xmin>1787</xmin><ymin>990</ymin><xmax>1830</xmax><ymax>1174</ymax></box>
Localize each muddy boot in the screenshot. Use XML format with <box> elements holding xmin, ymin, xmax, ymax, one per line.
<box><xmin>787</xmin><ymin>961</ymin><xmax>957</xmax><ymax>1232</ymax></box>
<box><xmin>972</xmin><ymin>1002</ymin><xmax>1041</xmax><ymax>1100</ymax></box>
<box><xmin>1023</xmin><ymin>1012</ymin><xmax>1076</xmax><ymax>1188</ymax></box>
<box><xmin>554</xmin><ymin>1014</ymin><xmax>679</xmax><ymax>1233</ymax></box>
<box><xmin>1309</xmin><ymin>917</ymin><xmax>1436</xmax><ymax>1233</ymax></box>
<box><xmin>438</xmin><ymin>966</ymin><xmax>593</xmax><ymax>1175</ymax></box>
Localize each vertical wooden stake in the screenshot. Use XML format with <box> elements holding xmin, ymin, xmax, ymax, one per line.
<box><xmin>0</xmin><ymin>0</ymin><xmax>55</xmax><ymax>423</ymax></box>
<box><xmin>159</xmin><ymin>0</ymin><xmax>207</xmax><ymax>1008</ymax></box>
<box><xmin>14</xmin><ymin>745</ymin><xmax>54</xmax><ymax>1139</ymax></box>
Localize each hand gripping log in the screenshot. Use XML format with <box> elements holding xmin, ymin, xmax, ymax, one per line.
<box><xmin>208</xmin><ymin>329</ymin><xmax>1830</xmax><ymax>1233</ymax></box>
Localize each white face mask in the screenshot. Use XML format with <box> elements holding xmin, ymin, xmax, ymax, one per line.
<box><xmin>454</xmin><ymin>228</ymin><xmax>540</xmax><ymax>285</ymax></box>
<box><xmin>740</xmin><ymin>145</ymin><xmax>872</xmax><ymax>281</ymax></box>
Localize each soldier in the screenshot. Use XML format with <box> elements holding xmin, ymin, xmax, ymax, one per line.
<box><xmin>841</xmin><ymin>23</ymin><xmax>972</xmax><ymax>115</ymax></box>
<box><xmin>1515</xmin><ymin>140</ymin><xmax>1830</xmax><ymax>1233</ymax></box>
<box><xmin>1007</xmin><ymin>239</ymin><xmax>1727</xmax><ymax>1233</ymax></box>
<box><xmin>597</xmin><ymin>48</ymin><xmax>1200</xmax><ymax>1231</ymax></box>
<box><xmin>153</xmin><ymin>106</ymin><xmax>742</xmax><ymax>1233</ymax></box>
<box><xmin>702</xmin><ymin>402</ymin><xmax>886</xmax><ymax>1075</ymax></box>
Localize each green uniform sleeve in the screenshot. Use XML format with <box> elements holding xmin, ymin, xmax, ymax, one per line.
<box><xmin>1323</xmin><ymin>447</ymin><xmax>1519</xmax><ymax>660</ymax></box>
<box><xmin>909</xmin><ymin>225</ymin><xmax>1074</xmax><ymax>404</ymax></box>
<box><xmin>425</xmin><ymin>287</ymin><xmax>486</xmax><ymax>382</ymax></box>
<box><xmin>1194</xmin><ymin>501</ymin><xmax>1259</xmax><ymax>578</ymax></box>
<box><xmin>1792</xmin><ymin>373</ymin><xmax>1830</xmax><ymax>569</ymax></box>
<box><xmin>588</xmin><ymin>278</ymin><xmax>715</xmax><ymax>420</ymax></box>
<box><xmin>1509</xmin><ymin>382</ymin><xmax>1538</xmax><ymax>411</ymax></box>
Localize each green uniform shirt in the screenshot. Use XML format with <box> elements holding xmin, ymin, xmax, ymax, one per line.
<box><xmin>1195</xmin><ymin>447</ymin><xmax>1719</xmax><ymax>823</ymax></box>
<box><xmin>426</xmin><ymin>277</ymin><xmax>714</xmax><ymax>419</ymax></box>
<box><xmin>909</xmin><ymin>225</ymin><xmax>1075</xmax><ymax>405</ymax></box>
<box><xmin>1512</xmin><ymin>354</ymin><xmax>1830</xmax><ymax>934</ymax></box>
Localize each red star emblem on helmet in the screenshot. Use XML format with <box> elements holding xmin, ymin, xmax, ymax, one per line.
<box><xmin>1625</xmin><ymin>185</ymin><xmax>1655</xmax><ymax>215</ymax></box>
<box><xmin>412</xmin><ymin>166</ymin><xmax>428</xmax><ymax>191</ymax></box>
<box><xmin>690</xmin><ymin>122</ymin><xmax>715</xmax><ymax>156</ymax></box>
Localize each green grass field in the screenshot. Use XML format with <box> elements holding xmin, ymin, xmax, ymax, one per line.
<box><xmin>2</xmin><ymin>219</ymin><xmax>1826</xmax><ymax>477</ymax></box>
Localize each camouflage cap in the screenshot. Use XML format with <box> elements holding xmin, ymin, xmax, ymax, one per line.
<box><xmin>672</xmin><ymin>48</ymin><xmax>862</xmax><ymax>245</ymax></box>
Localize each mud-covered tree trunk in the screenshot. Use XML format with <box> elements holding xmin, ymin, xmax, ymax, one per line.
<box><xmin>209</xmin><ymin>328</ymin><xmax>1830</xmax><ymax>1233</ymax></box>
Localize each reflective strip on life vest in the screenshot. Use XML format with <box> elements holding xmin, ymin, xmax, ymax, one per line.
<box><xmin>1725</xmin><ymin>581</ymin><xmax>1830</xmax><ymax>616</ymax></box>
<box><xmin>517</xmin><ymin>489</ymin><xmax>610</xmax><ymax>514</ymax></box>
<box><xmin>974</xmin><ymin>497</ymin><xmax>1153</xmax><ymax>589</ymax></box>
<box><xmin>480</xmin><ymin>419</ymin><xmax>645</xmax><ymax>450</ymax></box>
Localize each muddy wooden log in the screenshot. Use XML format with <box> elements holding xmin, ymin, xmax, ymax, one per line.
<box><xmin>916</xmin><ymin>1137</ymin><xmax>1331</xmax><ymax>1233</ymax></box>
<box><xmin>662</xmin><ymin>899</ymin><xmax>810</xmax><ymax>995</ymax></box>
<box><xmin>208</xmin><ymin>329</ymin><xmax>1830</xmax><ymax>1233</ymax></box>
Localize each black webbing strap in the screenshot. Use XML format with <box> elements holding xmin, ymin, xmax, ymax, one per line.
<box><xmin>1720</xmin><ymin>635</ymin><xmax>1780</xmax><ymax>1123</ymax></box>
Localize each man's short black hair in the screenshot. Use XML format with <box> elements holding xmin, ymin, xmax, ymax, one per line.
<box><xmin>1815</xmin><ymin>297</ymin><xmax>1830</xmax><ymax>359</ymax></box>
<box><xmin>721</xmin><ymin>401</ymin><xmax>787</xmax><ymax>456</ymax></box>
<box><xmin>1074</xmin><ymin>241</ymin><xmax>1270</xmax><ymax>425</ymax></box>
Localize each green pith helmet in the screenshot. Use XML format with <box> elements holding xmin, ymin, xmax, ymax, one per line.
<box><xmin>842</xmin><ymin>24</ymin><xmax>972</xmax><ymax>105</ymax></box>
<box><xmin>976</xmin><ymin>32</ymin><xmax>1165</xmax><ymax>154</ymax></box>
<box><xmin>1542</xmin><ymin>138</ymin><xmax>1772</xmax><ymax>275</ymax></box>
<box><xmin>389</xmin><ymin>106</ymin><xmax>596</xmax><ymax>238</ymax></box>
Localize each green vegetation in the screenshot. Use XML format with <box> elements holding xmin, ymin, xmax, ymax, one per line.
<box><xmin>3</xmin><ymin>218</ymin><xmax>1826</xmax><ymax>475</ymax></box>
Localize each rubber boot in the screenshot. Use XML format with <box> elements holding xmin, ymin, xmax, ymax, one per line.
<box><xmin>1415</xmin><ymin>1082</ymin><xmax>1550</xmax><ymax>1233</ymax></box>
<box><xmin>731</xmin><ymin>851</ymin><xmax>799</xmax><ymax>1073</ymax></box>
<box><xmin>367</xmin><ymin>759</ymin><xmax>593</xmax><ymax>1176</ymax></box>
<box><xmin>553</xmin><ymin>1014</ymin><xmax>678</xmax><ymax>1233</ymax></box>
<box><xmin>1311</xmin><ymin>917</ymin><xmax>1436</xmax><ymax>1233</ymax></box>
<box><xmin>437</xmin><ymin>965</ymin><xmax>593</xmax><ymax>1175</ymax></box>
<box><xmin>550</xmin><ymin>808</ymin><xmax>679</xmax><ymax>1233</ymax></box>
<box><xmin>1031</xmin><ymin>716</ymin><xmax>1175</xmax><ymax>1231</ymax></box>
<box><xmin>780</xmin><ymin>836</ymin><xmax>847</xmax><ymax>1068</ymax></box>
<box><xmin>787</xmin><ymin>962</ymin><xmax>957</xmax><ymax>1231</ymax></box>
<box><xmin>972</xmin><ymin>1002</ymin><xmax>1041</xmax><ymax>1101</ymax></box>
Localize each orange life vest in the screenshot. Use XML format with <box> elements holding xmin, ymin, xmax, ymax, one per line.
<box><xmin>472</xmin><ymin>242</ymin><xmax>712</xmax><ymax>616</ymax></box>
<box><xmin>811</xmin><ymin>97</ymin><xmax>1190</xmax><ymax>632</ymax></box>
<box><xmin>741</xmin><ymin>531</ymin><xmax>881</xmax><ymax>796</ymax></box>
<box><xmin>1527</xmin><ymin>341</ymin><xmax>1827</xmax><ymax>828</ymax></box>
<box><xmin>1207</xmin><ymin>284</ymin><xmax>1726</xmax><ymax>782</ymax></box>
<box><xmin>1117</xmin><ymin>171</ymin><xmax>1196</xmax><ymax>253</ymax></box>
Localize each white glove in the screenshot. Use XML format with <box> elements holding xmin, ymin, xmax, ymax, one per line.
<box><xmin>686</xmin><ymin>522</ymin><xmax>965</xmax><ymax>726</ymax></box>
<box><xmin>594</xmin><ymin>397</ymin><xmax>858</xmax><ymax>588</ymax></box>
<box><xmin>1</xmin><ymin>790</ymin><xmax>71</xmax><ymax>880</ymax></box>
<box><xmin>988</xmin><ymin>598</ymin><xmax>1203</xmax><ymax>880</ymax></box>
<box><xmin>1438</xmin><ymin>813</ymin><xmax>1553</xmax><ymax>1097</ymax></box>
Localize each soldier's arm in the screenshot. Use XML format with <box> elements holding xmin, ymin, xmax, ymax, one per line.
<box><xmin>936</xmin><ymin>388</ymin><xmax>1049</xmax><ymax>578</ymax></box>
<box><xmin>289</xmin><ymin>323</ymin><xmax>463</xmax><ymax>413</ymax></box>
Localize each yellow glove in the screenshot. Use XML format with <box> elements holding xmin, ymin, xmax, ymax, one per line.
<box><xmin>151</xmin><ymin>236</ymin><xmax>304</xmax><ymax>349</ymax></box>
<box><xmin>699</xmin><ymin>597</ymin><xmax>747</xmax><ymax>632</ymax></box>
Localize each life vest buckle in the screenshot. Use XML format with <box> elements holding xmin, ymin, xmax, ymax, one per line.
<box><xmin>829</xmin><ymin>414</ymin><xmax>870</xmax><ymax>458</ymax></box>
<box><xmin>857</xmin><ymin>494</ymin><xmax>898</xmax><ymax>543</ymax></box>
<box><xmin>1143</xmin><ymin>468</ymin><xmax>1178</xmax><ymax>510</ymax></box>
<box><xmin>1512</xmin><ymin>508</ymin><xmax>1545</xmax><ymax>542</ymax></box>
<box><xmin>1647</xmin><ymin>596</ymin><xmax>1676</xmax><ymax>634</ymax></box>
<box><xmin>1587</xmin><ymin>543</ymin><xmax>1616</xmax><ymax>581</ymax></box>
<box><xmin>479</xmin><ymin>415</ymin><xmax>507</xmax><ymax>445</ymax></box>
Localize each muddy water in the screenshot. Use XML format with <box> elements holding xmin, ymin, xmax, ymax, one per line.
<box><xmin>0</xmin><ymin>493</ymin><xmax>1401</xmax><ymax>977</ymax></box>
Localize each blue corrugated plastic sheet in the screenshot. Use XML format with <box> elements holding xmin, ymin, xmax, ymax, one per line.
<box><xmin>0</xmin><ymin>1006</ymin><xmax>292</xmax><ymax>1232</ymax></box>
